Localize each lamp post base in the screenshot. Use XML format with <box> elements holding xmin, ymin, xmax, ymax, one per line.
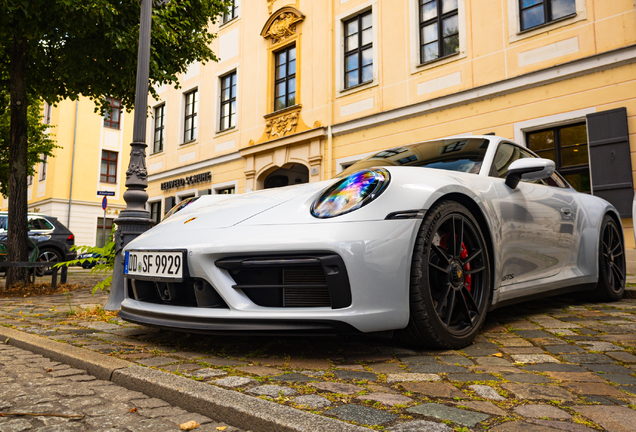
<box><xmin>104</xmin><ymin>210</ymin><xmax>154</xmax><ymax>311</ymax></box>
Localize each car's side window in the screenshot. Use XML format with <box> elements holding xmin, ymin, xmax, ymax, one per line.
<box><xmin>490</xmin><ymin>142</ymin><xmax>566</xmax><ymax>188</ymax></box>
<box><xmin>0</xmin><ymin>217</ymin><xmax>6</xmax><ymax>230</ymax></box>
<box><xmin>40</xmin><ymin>219</ymin><xmax>54</xmax><ymax>230</ymax></box>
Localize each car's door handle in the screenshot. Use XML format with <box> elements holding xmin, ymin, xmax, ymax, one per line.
<box><xmin>560</xmin><ymin>207</ymin><xmax>572</xmax><ymax>216</ymax></box>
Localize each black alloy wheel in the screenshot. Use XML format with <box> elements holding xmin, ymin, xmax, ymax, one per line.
<box><xmin>594</xmin><ymin>215</ymin><xmax>625</xmax><ymax>301</ymax></box>
<box><xmin>400</xmin><ymin>201</ymin><xmax>491</xmax><ymax>348</ymax></box>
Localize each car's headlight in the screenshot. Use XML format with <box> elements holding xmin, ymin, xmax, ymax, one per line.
<box><xmin>163</xmin><ymin>196</ymin><xmax>200</xmax><ymax>221</ymax></box>
<box><xmin>311</xmin><ymin>168</ymin><xmax>390</xmax><ymax>218</ymax></box>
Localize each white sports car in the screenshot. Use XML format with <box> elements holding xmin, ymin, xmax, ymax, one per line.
<box><xmin>120</xmin><ymin>136</ymin><xmax>626</xmax><ymax>348</ymax></box>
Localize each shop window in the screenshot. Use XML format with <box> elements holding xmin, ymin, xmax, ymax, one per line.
<box><xmin>96</xmin><ymin>217</ymin><xmax>114</xmax><ymax>248</ymax></box>
<box><xmin>526</xmin><ymin>123</ymin><xmax>590</xmax><ymax>193</ymax></box>
<box><xmin>150</xmin><ymin>201</ymin><xmax>162</xmax><ymax>224</ymax></box>
<box><xmin>217</xmin><ymin>186</ymin><xmax>235</xmax><ymax>194</ymax></box>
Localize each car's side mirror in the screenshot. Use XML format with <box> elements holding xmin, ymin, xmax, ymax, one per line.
<box><xmin>505</xmin><ymin>158</ymin><xmax>556</xmax><ymax>189</ymax></box>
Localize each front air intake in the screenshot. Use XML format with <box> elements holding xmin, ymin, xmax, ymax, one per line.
<box><xmin>215</xmin><ymin>253</ymin><xmax>351</xmax><ymax>309</ymax></box>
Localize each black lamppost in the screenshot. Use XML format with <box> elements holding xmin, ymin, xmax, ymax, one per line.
<box><xmin>104</xmin><ymin>0</ymin><xmax>162</xmax><ymax>310</ymax></box>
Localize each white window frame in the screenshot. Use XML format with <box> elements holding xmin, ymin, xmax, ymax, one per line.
<box><xmin>214</xmin><ymin>63</ymin><xmax>240</xmax><ymax>136</ymax></box>
<box><xmin>179</xmin><ymin>84</ymin><xmax>200</xmax><ymax>145</ymax></box>
<box><xmin>507</xmin><ymin>0</ymin><xmax>587</xmax><ymax>43</ymax></box>
<box><xmin>513</xmin><ymin>107</ymin><xmax>595</xmax><ymax>148</ymax></box>
<box><xmin>336</xmin><ymin>0</ymin><xmax>379</xmax><ymax>97</ymax></box>
<box><xmin>220</xmin><ymin>0</ymin><xmax>240</xmax><ymax>27</ymax></box>
<box><xmin>176</xmin><ymin>188</ymin><xmax>198</xmax><ymax>203</ymax></box>
<box><xmin>212</xmin><ymin>180</ymin><xmax>239</xmax><ymax>194</ymax></box>
<box><xmin>151</xmin><ymin>102</ymin><xmax>166</xmax><ymax>155</ymax></box>
<box><xmin>147</xmin><ymin>197</ymin><xmax>163</xmax><ymax>224</ymax></box>
<box><xmin>409</xmin><ymin>0</ymin><xmax>467</xmax><ymax>74</ymax></box>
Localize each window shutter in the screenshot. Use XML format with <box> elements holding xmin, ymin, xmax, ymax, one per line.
<box><xmin>164</xmin><ymin>196</ymin><xmax>176</xmax><ymax>214</ymax></box>
<box><xmin>586</xmin><ymin>107</ymin><xmax>633</xmax><ymax>218</ymax></box>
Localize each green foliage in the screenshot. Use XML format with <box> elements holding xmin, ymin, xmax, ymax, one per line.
<box><xmin>0</xmin><ymin>0</ymin><xmax>229</xmax><ymax>114</ymax></box>
<box><xmin>55</xmin><ymin>235</ymin><xmax>116</xmax><ymax>294</ymax></box>
<box><xmin>0</xmin><ymin>94</ymin><xmax>58</xmax><ymax>197</ymax></box>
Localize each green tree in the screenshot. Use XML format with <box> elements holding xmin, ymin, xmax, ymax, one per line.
<box><xmin>0</xmin><ymin>0</ymin><xmax>227</xmax><ymax>286</ymax></box>
<box><xmin>0</xmin><ymin>94</ymin><xmax>58</xmax><ymax>198</ymax></box>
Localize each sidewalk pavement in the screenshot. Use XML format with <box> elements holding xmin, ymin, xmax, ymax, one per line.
<box><xmin>0</xmin><ymin>341</ymin><xmax>243</xmax><ymax>432</ymax></box>
<box><xmin>2</xmin><ymin>286</ymin><xmax>636</xmax><ymax>430</ymax></box>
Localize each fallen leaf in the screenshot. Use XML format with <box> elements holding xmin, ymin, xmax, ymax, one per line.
<box><xmin>492</xmin><ymin>353</ymin><xmax>503</xmax><ymax>357</ymax></box>
<box><xmin>46</xmin><ymin>368</ymin><xmax>53</xmax><ymax>373</ymax></box>
<box><xmin>19</xmin><ymin>311</ymin><xmax>22</xmax><ymax>314</ymax></box>
<box><xmin>129</xmin><ymin>407</ymin><xmax>138</xmax><ymax>413</ymax></box>
<box><xmin>180</xmin><ymin>421</ymin><xmax>200</xmax><ymax>431</ymax></box>
<box><xmin>216</xmin><ymin>427</ymin><xmax>227</xmax><ymax>431</ymax></box>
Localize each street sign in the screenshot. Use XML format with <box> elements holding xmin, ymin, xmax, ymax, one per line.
<box><xmin>97</xmin><ymin>191</ymin><xmax>115</xmax><ymax>196</ymax></box>
<box><xmin>102</xmin><ymin>197</ymin><xmax>108</xmax><ymax>210</ymax></box>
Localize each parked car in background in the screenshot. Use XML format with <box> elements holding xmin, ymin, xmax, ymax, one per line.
<box><xmin>0</xmin><ymin>212</ymin><xmax>76</xmax><ymax>274</ymax></box>
<box><xmin>78</xmin><ymin>252</ymin><xmax>103</xmax><ymax>269</ymax></box>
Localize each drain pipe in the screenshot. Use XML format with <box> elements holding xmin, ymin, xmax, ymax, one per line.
<box><xmin>67</xmin><ymin>99</ymin><xmax>79</xmax><ymax>227</ymax></box>
<box><xmin>326</xmin><ymin>0</ymin><xmax>334</xmax><ymax>180</ymax></box>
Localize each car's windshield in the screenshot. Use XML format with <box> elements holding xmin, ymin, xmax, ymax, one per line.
<box><xmin>338</xmin><ymin>138</ymin><xmax>490</xmax><ymax>177</ymax></box>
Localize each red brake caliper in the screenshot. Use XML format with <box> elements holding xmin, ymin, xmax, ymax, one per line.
<box><xmin>439</xmin><ymin>234</ymin><xmax>471</xmax><ymax>292</ymax></box>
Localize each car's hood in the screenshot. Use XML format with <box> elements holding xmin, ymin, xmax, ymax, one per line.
<box><xmin>131</xmin><ymin>181</ymin><xmax>334</xmax><ymax>244</ymax></box>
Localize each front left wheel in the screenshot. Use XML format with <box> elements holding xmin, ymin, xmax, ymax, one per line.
<box><xmin>400</xmin><ymin>201</ymin><xmax>492</xmax><ymax>349</ymax></box>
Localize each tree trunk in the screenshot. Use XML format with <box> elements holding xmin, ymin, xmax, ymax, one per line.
<box><xmin>6</xmin><ymin>33</ymin><xmax>29</xmax><ymax>288</ymax></box>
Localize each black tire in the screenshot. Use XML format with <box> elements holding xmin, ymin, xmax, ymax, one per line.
<box><xmin>36</xmin><ymin>248</ymin><xmax>63</xmax><ymax>277</ymax></box>
<box><xmin>593</xmin><ymin>215</ymin><xmax>625</xmax><ymax>301</ymax></box>
<box><xmin>399</xmin><ymin>201</ymin><xmax>492</xmax><ymax>349</ymax></box>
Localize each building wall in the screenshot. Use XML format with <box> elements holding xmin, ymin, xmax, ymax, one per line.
<box><xmin>3</xmin><ymin>0</ymin><xmax>635</xmax><ymax>249</ymax></box>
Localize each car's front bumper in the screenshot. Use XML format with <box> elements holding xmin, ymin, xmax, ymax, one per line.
<box><xmin>120</xmin><ymin>219</ymin><xmax>421</xmax><ymax>333</ymax></box>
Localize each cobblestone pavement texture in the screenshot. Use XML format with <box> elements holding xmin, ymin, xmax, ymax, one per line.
<box><xmin>3</xmin><ymin>284</ymin><xmax>636</xmax><ymax>430</ymax></box>
<box><xmin>0</xmin><ymin>341</ymin><xmax>244</xmax><ymax>431</ymax></box>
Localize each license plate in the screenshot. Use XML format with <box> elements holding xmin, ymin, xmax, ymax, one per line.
<box><xmin>125</xmin><ymin>250</ymin><xmax>184</xmax><ymax>281</ymax></box>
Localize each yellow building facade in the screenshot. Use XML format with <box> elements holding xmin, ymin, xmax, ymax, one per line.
<box><xmin>0</xmin><ymin>98</ymin><xmax>131</xmax><ymax>247</ymax></box>
<box><xmin>4</xmin><ymin>0</ymin><xmax>636</xmax><ymax>249</ymax></box>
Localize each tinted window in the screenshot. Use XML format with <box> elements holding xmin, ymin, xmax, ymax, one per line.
<box><xmin>490</xmin><ymin>142</ymin><xmax>567</xmax><ymax>188</ymax></box>
<box><xmin>339</xmin><ymin>138</ymin><xmax>489</xmax><ymax>177</ymax></box>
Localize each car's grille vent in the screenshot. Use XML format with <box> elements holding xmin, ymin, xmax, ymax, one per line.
<box><xmin>283</xmin><ymin>267</ymin><xmax>326</xmax><ymax>285</ymax></box>
<box><xmin>283</xmin><ymin>286</ymin><xmax>331</xmax><ymax>307</ymax></box>
<box><xmin>216</xmin><ymin>254</ymin><xmax>351</xmax><ymax>309</ymax></box>
<box><xmin>126</xmin><ymin>278</ymin><xmax>228</xmax><ymax>309</ymax></box>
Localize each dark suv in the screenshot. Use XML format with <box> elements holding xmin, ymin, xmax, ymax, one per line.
<box><xmin>0</xmin><ymin>212</ymin><xmax>76</xmax><ymax>272</ymax></box>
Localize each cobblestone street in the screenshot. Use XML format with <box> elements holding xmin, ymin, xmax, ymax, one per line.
<box><xmin>3</xmin><ymin>282</ymin><xmax>636</xmax><ymax>430</ymax></box>
<box><xmin>0</xmin><ymin>342</ymin><xmax>243</xmax><ymax>432</ymax></box>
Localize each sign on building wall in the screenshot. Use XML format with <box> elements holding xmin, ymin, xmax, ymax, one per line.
<box><xmin>161</xmin><ymin>172</ymin><xmax>212</xmax><ymax>191</ymax></box>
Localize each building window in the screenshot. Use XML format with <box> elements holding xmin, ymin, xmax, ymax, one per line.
<box><xmin>419</xmin><ymin>0</ymin><xmax>459</xmax><ymax>64</ymax></box>
<box><xmin>103</xmin><ymin>97</ymin><xmax>121</xmax><ymax>129</ymax></box>
<box><xmin>520</xmin><ymin>0</ymin><xmax>576</xmax><ymax>31</ymax></box>
<box><xmin>100</xmin><ymin>150</ymin><xmax>118</xmax><ymax>184</ymax></box>
<box><xmin>527</xmin><ymin>123</ymin><xmax>590</xmax><ymax>193</ymax></box>
<box><xmin>153</xmin><ymin>104</ymin><xmax>165</xmax><ymax>154</ymax></box>
<box><xmin>220</xmin><ymin>71</ymin><xmax>237</xmax><ymax>131</ymax></box>
<box><xmin>274</xmin><ymin>45</ymin><xmax>296</xmax><ymax>111</ymax></box>
<box><xmin>27</xmin><ymin>175</ymin><xmax>33</xmax><ymax>186</ymax></box>
<box><xmin>217</xmin><ymin>186</ymin><xmax>235</xmax><ymax>194</ymax></box>
<box><xmin>39</xmin><ymin>155</ymin><xmax>47</xmax><ymax>181</ymax></box>
<box><xmin>344</xmin><ymin>11</ymin><xmax>373</xmax><ymax>89</ymax></box>
<box><xmin>150</xmin><ymin>201</ymin><xmax>162</xmax><ymax>224</ymax></box>
<box><xmin>184</xmin><ymin>89</ymin><xmax>198</xmax><ymax>143</ymax></box>
<box><xmin>96</xmin><ymin>217</ymin><xmax>114</xmax><ymax>248</ymax></box>
<box><xmin>223</xmin><ymin>0</ymin><xmax>238</xmax><ymax>23</ymax></box>
<box><xmin>44</xmin><ymin>102</ymin><xmax>52</xmax><ymax>125</ymax></box>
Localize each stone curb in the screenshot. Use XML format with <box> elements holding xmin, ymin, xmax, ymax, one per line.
<box><xmin>0</xmin><ymin>325</ymin><xmax>367</xmax><ymax>432</ymax></box>
<box><xmin>0</xmin><ymin>326</ymin><xmax>129</xmax><ymax>380</ymax></box>
<box><xmin>113</xmin><ymin>365</ymin><xmax>366</xmax><ymax>432</ymax></box>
